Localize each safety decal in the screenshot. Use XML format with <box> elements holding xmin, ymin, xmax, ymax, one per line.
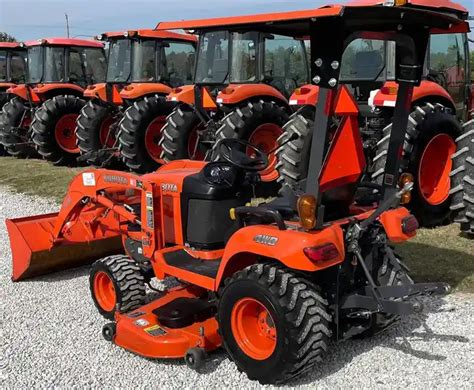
<box><xmin>144</xmin><ymin>324</ymin><xmax>167</xmax><ymax>336</ymax></box>
<box><xmin>82</xmin><ymin>172</ymin><xmax>96</xmax><ymax>186</ymax></box>
<box><xmin>135</xmin><ymin>319</ymin><xmax>150</xmax><ymax>327</ymax></box>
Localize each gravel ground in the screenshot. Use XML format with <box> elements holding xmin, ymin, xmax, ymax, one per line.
<box><xmin>1</xmin><ymin>187</ymin><xmax>473</xmax><ymax>389</ymax></box>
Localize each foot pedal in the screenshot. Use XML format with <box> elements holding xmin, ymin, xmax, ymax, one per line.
<box><xmin>153</xmin><ymin>297</ymin><xmax>216</xmax><ymax>329</ymax></box>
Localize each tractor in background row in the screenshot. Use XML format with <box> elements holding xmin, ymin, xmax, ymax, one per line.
<box><xmin>5</xmin><ymin>1</ymin><xmax>466</xmax><ymax>384</ymax></box>
<box><xmin>0</xmin><ymin>38</ymin><xmax>106</xmax><ymax>164</ymax></box>
<box><xmin>0</xmin><ymin>42</ymin><xmax>26</xmax><ymax>156</ymax></box>
<box><xmin>278</xmin><ymin>28</ymin><xmax>473</xmax><ymax>227</ymax></box>
<box><xmin>77</xmin><ymin>29</ymin><xmax>196</xmax><ymax>171</ymax></box>
<box><xmin>156</xmin><ymin>21</ymin><xmax>310</xmax><ymax>183</ymax></box>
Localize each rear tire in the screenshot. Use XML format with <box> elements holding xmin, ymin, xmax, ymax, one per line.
<box><xmin>217</xmin><ymin>263</ymin><xmax>331</xmax><ymax>384</ymax></box>
<box><xmin>31</xmin><ymin>95</ymin><xmax>85</xmax><ymax>166</ymax></box>
<box><xmin>371</xmin><ymin>103</ymin><xmax>461</xmax><ymax>227</ymax></box>
<box><xmin>275</xmin><ymin>105</ymin><xmax>315</xmax><ymax>191</ymax></box>
<box><xmin>76</xmin><ymin>99</ymin><xmax>120</xmax><ymax>166</ymax></box>
<box><xmin>0</xmin><ymin>97</ymin><xmax>35</xmax><ymax>157</ymax></box>
<box><xmin>118</xmin><ymin>95</ymin><xmax>172</xmax><ymax>173</ymax></box>
<box><xmin>159</xmin><ymin>103</ymin><xmax>209</xmax><ymax>162</ymax></box>
<box><xmin>89</xmin><ymin>255</ymin><xmax>146</xmax><ymax>320</ymax></box>
<box><xmin>213</xmin><ymin>100</ymin><xmax>288</xmax><ymax>183</ymax></box>
<box><xmin>450</xmin><ymin>120</ymin><xmax>474</xmax><ymax>235</ymax></box>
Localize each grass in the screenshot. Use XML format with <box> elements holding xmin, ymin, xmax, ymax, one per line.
<box><xmin>0</xmin><ymin>157</ymin><xmax>82</xmax><ymax>201</ymax></box>
<box><xmin>1</xmin><ymin>156</ymin><xmax>473</xmax><ymax>292</ymax></box>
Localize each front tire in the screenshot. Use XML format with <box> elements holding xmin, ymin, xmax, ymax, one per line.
<box><xmin>31</xmin><ymin>95</ymin><xmax>85</xmax><ymax>165</ymax></box>
<box><xmin>450</xmin><ymin>120</ymin><xmax>474</xmax><ymax>235</ymax></box>
<box><xmin>118</xmin><ymin>95</ymin><xmax>172</xmax><ymax>173</ymax></box>
<box><xmin>159</xmin><ymin>103</ymin><xmax>208</xmax><ymax>162</ymax></box>
<box><xmin>76</xmin><ymin>99</ymin><xmax>120</xmax><ymax>166</ymax></box>
<box><xmin>0</xmin><ymin>97</ymin><xmax>34</xmax><ymax>157</ymax></box>
<box><xmin>89</xmin><ymin>255</ymin><xmax>146</xmax><ymax>320</ymax></box>
<box><xmin>218</xmin><ymin>263</ymin><xmax>331</xmax><ymax>384</ymax></box>
<box><xmin>213</xmin><ymin>100</ymin><xmax>288</xmax><ymax>183</ymax></box>
<box><xmin>371</xmin><ymin>103</ymin><xmax>461</xmax><ymax>227</ymax></box>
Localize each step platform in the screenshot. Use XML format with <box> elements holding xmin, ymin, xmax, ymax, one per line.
<box><xmin>113</xmin><ymin>284</ymin><xmax>221</xmax><ymax>359</ymax></box>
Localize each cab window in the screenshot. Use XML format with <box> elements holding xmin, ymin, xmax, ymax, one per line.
<box><xmin>163</xmin><ymin>42</ymin><xmax>195</xmax><ymax>87</ymax></box>
<box><xmin>264</xmin><ymin>35</ymin><xmax>308</xmax><ymax>97</ymax></box>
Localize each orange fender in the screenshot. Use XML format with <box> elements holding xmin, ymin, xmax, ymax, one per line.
<box><xmin>0</xmin><ymin>82</ymin><xmax>16</xmax><ymax>90</ymax></box>
<box><xmin>166</xmin><ymin>84</ymin><xmax>195</xmax><ymax>105</ymax></box>
<box><xmin>84</xmin><ymin>83</ymin><xmax>124</xmax><ymax>105</ymax></box>
<box><xmin>119</xmin><ymin>83</ymin><xmax>172</xmax><ymax>100</ymax></box>
<box><xmin>371</xmin><ymin>80</ymin><xmax>455</xmax><ymax>109</ymax></box>
<box><xmin>216</xmin><ymin>84</ymin><xmax>287</xmax><ymax>106</ymax></box>
<box><xmin>33</xmin><ymin>83</ymin><xmax>84</xmax><ymax>97</ymax></box>
<box><xmin>288</xmin><ymin>84</ymin><xmax>319</xmax><ymax>107</ymax></box>
<box><xmin>214</xmin><ymin>223</ymin><xmax>345</xmax><ymax>289</ymax></box>
<box><xmin>7</xmin><ymin>84</ymin><xmax>40</xmax><ymax>102</ymax></box>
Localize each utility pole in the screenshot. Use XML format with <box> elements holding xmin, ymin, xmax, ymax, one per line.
<box><xmin>65</xmin><ymin>13</ymin><xmax>70</xmax><ymax>38</ymax></box>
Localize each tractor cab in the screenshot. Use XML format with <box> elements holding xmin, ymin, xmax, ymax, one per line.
<box><xmin>85</xmin><ymin>30</ymin><xmax>196</xmax><ymax>106</ymax></box>
<box><xmin>78</xmin><ymin>30</ymin><xmax>197</xmax><ymax>170</ymax></box>
<box><xmin>0</xmin><ymin>42</ymin><xmax>26</xmax><ymax>98</ymax></box>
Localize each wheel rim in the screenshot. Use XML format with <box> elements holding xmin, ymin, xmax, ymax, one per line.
<box><xmin>187</xmin><ymin>125</ymin><xmax>206</xmax><ymax>160</ymax></box>
<box><xmin>93</xmin><ymin>271</ymin><xmax>116</xmax><ymax>312</ymax></box>
<box><xmin>231</xmin><ymin>297</ymin><xmax>277</xmax><ymax>360</ymax></box>
<box><xmin>21</xmin><ymin>115</ymin><xmax>32</xmax><ymax>129</ymax></box>
<box><xmin>418</xmin><ymin>133</ymin><xmax>456</xmax><ymax>206</ymax></box>
<box><xmin>99</xmin><ymin>116</ymin><xmax>116</xmax><ymax>148</ymax></box>
<box><xmin>247</xmin><ymin>123</ymin><xmax>284</xmax><ymax>181</ymax></box>
<box><xmin>54</xmin><ymin>113</ymin><xmax>80</xmax><ymax>153</ymax></box>
<box><xmin>144</xmin><ymin>116</ymin><xmax>166</xmax><ymax>163</ymax></box>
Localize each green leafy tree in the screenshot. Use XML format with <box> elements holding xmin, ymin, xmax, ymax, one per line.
<box><xmin>0</xmin><ymin>32</ymin><xmax>17</xmax><ymax>42</ymax></box>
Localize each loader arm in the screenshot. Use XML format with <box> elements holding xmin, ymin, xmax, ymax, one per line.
<box><xmin>7</xmin><ymin>169</ymin><xmax>157</xmax><ymax>281</ymax></box>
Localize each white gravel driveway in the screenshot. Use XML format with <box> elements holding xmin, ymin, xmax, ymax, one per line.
<box><xmin>1</xmin><ymin>187</ymin><xmax>473</xmax><ymax>388</ymax></box>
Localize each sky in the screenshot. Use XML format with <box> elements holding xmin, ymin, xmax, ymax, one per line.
<box><xmin>0</xmin><ymin>0</ymin><xmax>473</xmax><ymax>42</ymax></box>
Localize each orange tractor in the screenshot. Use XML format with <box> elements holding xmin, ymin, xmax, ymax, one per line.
<box><xmin>156</xmin><ymin>21</ymin><xmax>310</xmax><ymax>183</ymax></box>
<box><xmin>0</xmin><ymin>42</ymin><xmax>26</xmax><ymax>156</ymax></box>
<box><xmin>6</xmin><ymin>1</ymin><xmax>466</xmax><ymax>384</ymax></box>
<box><xmin>0</xmin><ymin>38</ymin><xmax>106</xmax><ymax>163</ymax></box>
<box><xmin>77</xmin><ymin>29</ymin><xmax>196</xmax><ymax>170</ymax></box>
<box><xmin>279</xmin><ymin>16</ymin><xmax>473</xmax><ymax>227</ymax></box>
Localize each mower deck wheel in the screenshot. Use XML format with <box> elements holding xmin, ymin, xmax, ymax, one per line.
<box><xmin>217</xmin><ymin>263</ymin><xmax>331</xmax><ymax>385</ymax></box>
<box><xmin>184</xmin><ymin>347</ymin><xmax>207</xmax><ymax>370</ymax></box>
<box><xmin>102</xmin><ymin>322</ymin><xmax>117</xmax><ymax>342</ymax></box>
<box><xmin>89</xmin><ymin>255</ymin><xmax>146</xmax><ymax>320</ymax></box>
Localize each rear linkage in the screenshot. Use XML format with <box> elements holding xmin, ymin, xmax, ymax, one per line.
<box><xmin>342</xmin><ymin>181</ymin><xmax>450</xmax><ymax>321</ymax></box>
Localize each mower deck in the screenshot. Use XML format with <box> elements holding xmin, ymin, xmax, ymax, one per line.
<box><xmin>112</xmin><ymin>284</ymin><xmax>221</xmax><ymax>359</ymax></box>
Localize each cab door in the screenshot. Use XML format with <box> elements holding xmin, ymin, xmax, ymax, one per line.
<box><xmin>428</xmin><ymin>33</ymin><xmax>469</xmax><ymax>120</ymax></box>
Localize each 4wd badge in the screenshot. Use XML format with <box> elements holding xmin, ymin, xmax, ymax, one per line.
<box><xmin>254</xmin><ymin>234</ymin><xmax>278</xmax><ymax>246</ymax></box>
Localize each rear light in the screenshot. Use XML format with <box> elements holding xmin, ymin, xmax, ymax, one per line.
<box><xmin>304</xmin><ymin>244</ymin><xmax>340</xmax><ymax>263</ymax></box>
<box><xmin>221</xmin><ymin>87</ymin><xmax>235</xmax><ymax>95</ymax></box>
<box><xmin>399</xmin><ymin>172</ymin><xmax>414</xmax><ymax>204</ymax></box>
<box><xmin>402</xmin><ymin>215</ymin><xmax>418</xmax><ymax>234</ymax></box>
<box><xmin>294</xmin><ymin>86</ymin><xmax>311</xmax><ymax>95</ymax></box>
<box><xmin>123</xmin><ymin>85</ymin><xmax>134</xmax><ymax>91</ymax></box>
<box><xmin>380</xmin><ymin>85</ymin><xmax>398</xmax><ymax>95</ymax></box>
<box><xmin>172</xmin><ymin>87</ymin><xmax>182</xmax><ymax>94</ymax></box>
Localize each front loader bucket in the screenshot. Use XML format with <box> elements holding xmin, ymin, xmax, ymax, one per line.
<box><xmin>6</xmin><ymin>212</ymin><xmax>123</xmax><ymax>281</ymax></box>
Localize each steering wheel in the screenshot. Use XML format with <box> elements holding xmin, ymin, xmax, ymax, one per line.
<box><xmin>214</xmin><ymin>138</ymin><xmax>269</xmax><ymax>172</ymax></box>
